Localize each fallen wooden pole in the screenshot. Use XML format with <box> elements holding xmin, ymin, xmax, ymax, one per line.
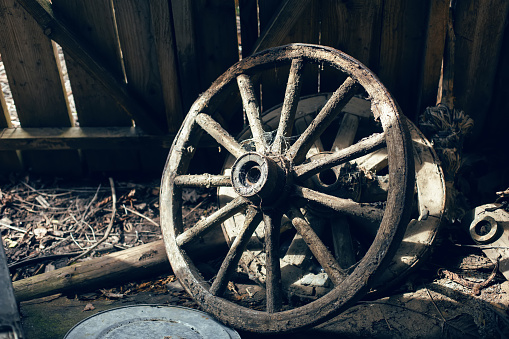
<box><xmin>13</xmin><ymin>240</ymin><xmax>169</xmax><ymax>302</ymax></box>
<box><xmin>13</xmin><ymin>227</ymin><xmax>228</xmax><ymax>302</ymax></box>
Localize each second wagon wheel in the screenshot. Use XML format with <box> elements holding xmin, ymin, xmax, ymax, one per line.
<box><xmin>160</xmin><ymin>44</ymin><xmax>415</xmax><ymax>333</ymax></box>
<box><xmin>218</xmin><ymin>95</ymin><xmax>445</xmax><ymax>299</ymax></box>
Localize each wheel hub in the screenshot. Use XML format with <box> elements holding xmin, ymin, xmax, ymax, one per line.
<box><xmin>231</xmin><ymin>152</ymin><xmax>287</xmax><ymax>205</ymax></box>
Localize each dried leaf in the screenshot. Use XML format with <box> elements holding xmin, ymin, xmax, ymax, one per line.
<box><xmin>6</xmin><ymin>239</ymin><xmax>18</xmax><ymax>248</ymax></box>
<box><xmin>83</xmin><ymin>303</ymin><xmax>95</xmax><ymax>312</ymax></box>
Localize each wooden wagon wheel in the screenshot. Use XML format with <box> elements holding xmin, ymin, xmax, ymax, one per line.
<box><xmin>160</xmin><ymin>44</ymin><xmax>415</xmax><ymax>333</ymax></box>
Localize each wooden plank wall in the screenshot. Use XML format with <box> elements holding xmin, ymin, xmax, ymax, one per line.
<box><xmin>52</xmin><ymin>0</ymin><xmax>137</xmax><ymax>174</ymax></box>
<box><xmin>0</xmin><ymin>0</ymin><xmax>507</xmax><ymax>176</ymax></box>
<box><xmin>0</xmin><ymin>0</ymin><xmax>80</xmax><ymax>174</ymax></box>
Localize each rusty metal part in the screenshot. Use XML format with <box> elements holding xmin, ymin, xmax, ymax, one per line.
<box><xmin>160</xmin><ymin>44</ymin><xmax>415</xmax><ymax>333</ymax></box>
<box><xmin>467</xmin><ymin>204</ymin><xmax>509</xmax><ymax>280</ymax></box>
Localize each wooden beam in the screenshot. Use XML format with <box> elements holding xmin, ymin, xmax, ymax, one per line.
<box><xmin>13</xmin><ymin>231</ymin><xmax>227</xmax><ymax>302</ymax></box>
<box><xmin>13</xmin><ymin>241</ymin><xmax>170</xmax><ymax>302</ymax></box>
<box><xmin>14</xmin><ymin>0</ymin><xmax>165</xmax><ymax>134</ymax></box>
<box><xmin>252</xmin><ymin>0</ymin><xmax>312</xmax><ymax>54</ymax></box>
<box><xmin>0</xmin><ymin>127</ymin><xmax>173</xmax><ymax>150</ymax></box>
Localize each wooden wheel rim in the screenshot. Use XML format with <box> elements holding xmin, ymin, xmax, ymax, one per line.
<box><xmin>160</xmin><ymin>44</ymin><xmax>414</xmax><ymax>333</ymax></box>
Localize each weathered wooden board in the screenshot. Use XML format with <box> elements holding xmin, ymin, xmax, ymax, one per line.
<box><xmin>0</xmin><ymin>0</ymin><xmax>80</xmax><ymax>174</ymax></box>
<box><xmin>258</xmin><ymin>0</ymin><xmax>319</xmax><ymax>113</ymax></box>
<box><xmin>378</xmin><ymin>0</ymin><xmax>430</xmax><ymax>121</ymax></box>
<box><xmin>52</xmin><ymin>0</ymin><xmax>141</xmax><ymax>173</ymax></box>
<box><xmin>416</xmin><ymin>0</ymin><xmax>448</xmax><ymax>112</ymax></box>
<box><xmin>148</xmin><ymin>1</ymin><xmax>184</xmax><ymax>134</ymax></box>
<box><xmin>484</xmin><ymin>16</ymin><xmax>509</xmax><ymax>144</ymax></box>
<box><xmin>0</xmin><ymin>127</ymin><xmax>174</xmax><ymax>150</ymax></box>
<box><xmin>13</xmin><ymin>240</ymin><xmax>170</xmax><ymax>302</ymax></box>
<box><xmin>0</xmin><ymin>87</ymin><xmax>9</xmax><ymax>128</ymax></box>
<box><xmin>238</xmin><ymin>0</ymin><xmax>258</xmax><ymax>58</ymax></box>
<box><xmin>52</xmin><ymin>0</ymin><xmax>127</xmax><ymax>126</ymax></box>
<box><xmin>170</xmin><ymin>0</ymin><xmax>200</xmax><ymax>112</ymax></box>
<box><xmin>0</xmin><ymin>81</ymin><xmax>21</xmax><ymax>173</ymax></box>
<box><xmin>192</xmin><ymin>0</ymin><xmax>239</xmax><ymax>91</ymax></box>
<box><xmin>113</xmin><ymin>0</ymin><xmax>170</xmax><ymax>173</ymax></box>
<box><xmin>16</xmin><ymin>0</ymin><xmax>163</xmax><ymax>134</ymax></box>
<box><xmin>320</xmin><ymin>0</ymin><xmax>383</xmax><ymax>70</ymax></box>
<box><xmin>318</xmin><ymin>0</ymin><xmax>382</xmax><ymax>95</ymax></box>
<box><xmin>254</xmin><ymin>0</ymin><xmax>313</xmax><ymax>54</ymax></box>
<box><xmin>453</xmin><ymin>0</ymin><xmax>509</xmax><ymax>139</ymax></box>
<box><xmin>148</xmin><ymin>0</ymin><xmax>184</xmax><ymax>172</ymax></box>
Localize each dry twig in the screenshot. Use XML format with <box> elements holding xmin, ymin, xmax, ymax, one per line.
<box><xmin>123</xmin><ymin>206</ymin><xmax>159</xmax><ymax>226</ymax></box>
<box><xmin>68</xmin><ymin>178</ymin><xmax>116</xmax><ymax>265</ymax></box>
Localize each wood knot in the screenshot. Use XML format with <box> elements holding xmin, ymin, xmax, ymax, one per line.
<box><xmin>139</xmin><ymin>250</ymin><xmax>157</xmax><ymax>261</ymax></box>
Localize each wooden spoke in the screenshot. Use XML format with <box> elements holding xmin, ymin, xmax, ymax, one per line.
<box><xmin>286</xmin><ymin>206</ymin><xmax>347</xmax><ymax>285</ymax></box>
<box><xmin>271</xmin><ymin>58</ymin><xmax>304</xmax><ymax>153</ymax></box>
<box><xmin>281</xmin><ymin>210</ymin><xmax>326</xmax><ymax>268</ymax></box>
<box><xmin>196</xmin><ymin>113</ymin><xmax>245</xmax><ymax>159</ymax></box>
<box><xmin>210</xmin><ymin>208</ymin><xmax>262</xmax><ymax>296</ymax></box>
<box><xmin>286</xmin><ymin>77</ymin><xmax>360</xmax><ymax>164</ymax></box>
<box><xmin>294</xmin><ymin>132</ymin><xmax>386</xmax><ymax>180</ymax></box>
<box><xmin>263</xmin><ymin>211</ymin><xmax>283</xmax><ymax>313</ymax></box>
<box><xmin>293</xmin><ymin>186</ymin><xmax>384</xmax><ymax>223</ymax></box>
<box><xmin>174</xmin><ymin>174</ymin><xmax>231</xmax><ymax>188</ymax></box>
<box><xmin>237</xmin><ymin>74</ymin><xmax>267</xmax><ymax>153</ymax></box>
<box><xmin>176</xmin><ymin>197</ymin><xmax>248</xmax><ymax>247</ymax></box>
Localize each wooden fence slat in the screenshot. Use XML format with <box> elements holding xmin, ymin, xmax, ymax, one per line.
<box><xmin>113</xmin><ymin>0</ymin><xmax>177</xmax><ymax>173</ymax></box>
<box><xmin>0</xmin><ymin>83</ymin><xmax>21</xmax><ymax>173</ymax></box>
<box><xmin>0</xmin><ymin>1</ymin><xmax>72</xmax><ymax>127</ymax></box>
<box><xmin>318</xmin><ymin>0</ymin><xmax>383</xmax><ymax>97</ymax></box>
<box><xmin>0</xmin><ymin>0</ymin><xmax>80</xmax><ymax>174</ymax></box>
<box><xmin>484</xmin><ymin>19</ymin><xmax>509</xmax><ymax>144</ymax></box>
<box><xmin>171</xmin><ymin>0</ymin><xmax>241</xmax><ymax>134</ymax></box>
<box><xmin>258</xmin><ymin>0</ymin><xmax>284</xmax><ymax>36</ymax></box>
<box><xmin>192</xmin><ymin>0</ymin><xmax>239</xmax><ymax>90</ymax></box>
<box><xmin>238</xmin><ymin>0</ymin><xmax>258</xmax><ymax>58</ymax></box>
<box><xmin>320</xmin><ymin>0</ymin><xmax>383</xmax><ymax>70</ymax></box>
<box><xmin>416</xmin><ymin>0</ymin><xmax>448</xmax><ymax>114</ymax></box>
<box><xmin>149</xmin><ymin>0</ymin><xmax>184</xmax><ymax>134</ymax></box>
<box><xmin>171</xmin><ymin>0</ymin><xmax>201</xmax><ymax>112</ymax></box>
<box><xmin>253</xmin><ymin>0</ymin><xmax>313</xmax><ymax>53</ymax></box>
<box><xmin>257</xmin><ymin>0</ymin><xmax>318</xmax><ymax>113</ymax></box>
<box><xmin>15</xmin><ymin>0</ymin><xmax>165</xmax><ymax>135</ymax></box>
<box><xmin>52</xmin><ymin>0</ymin><xmax>141</xmax><ymax>173</ymax></box>
<box><xmin>113</xmin><ymin>0</ymin><xmax>166</xmax><ymax>127</ymax></box>
<box><xmin>0</xmin><ymin>87</ymin><xmax>10</xmax><ymax>128</ymax></box>
<box><xmin>378</xmin><ymin>0</ymin><xmax>431</xmax><ymax>121</ymax></box>
<box><xmin>52</xmin><ymin>0</ymin><xmax>129</xmax><ymax>126</ymax></box>
<box><xmin>453</xmin><ymin>0</ymin><xmax>509</xmax><ymax>139</ymax></box>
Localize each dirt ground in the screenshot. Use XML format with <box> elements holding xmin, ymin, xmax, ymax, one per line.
<box><xmin>1</xmin><ymin>174</ymin><xmax>509</xmax><ymax>338</ymax></box>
